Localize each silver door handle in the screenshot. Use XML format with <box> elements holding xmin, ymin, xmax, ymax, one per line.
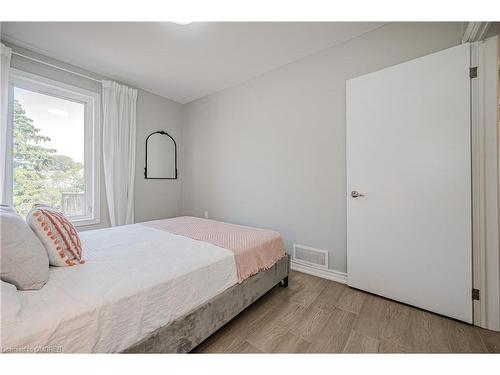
<box><xmin>351</xmin><ymin>191</ymin><xmax>365</xmax><ymax>198</ymax></box>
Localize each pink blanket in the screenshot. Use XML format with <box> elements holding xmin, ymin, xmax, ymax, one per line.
<box><xmin>141</xmin><ymin>216</ymin><xmax>285</xmax><ymax>283</ymax></box>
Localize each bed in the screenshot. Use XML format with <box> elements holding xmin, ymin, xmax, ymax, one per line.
<box><xmin>1</xmin><ymin>216</ymin><xmax>289</xmax><ymax>353</ymax></box>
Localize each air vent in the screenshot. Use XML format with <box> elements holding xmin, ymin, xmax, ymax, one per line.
<box><xmin>293</xmin><ymin>244</ymin><xmax>329</xmax><ymax>269</ymax></box>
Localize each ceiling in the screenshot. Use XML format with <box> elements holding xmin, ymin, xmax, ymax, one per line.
<box><xmin>1</xmin><ymin>22</ymin><xmax>385</xmax><ymax>104</ymax></box>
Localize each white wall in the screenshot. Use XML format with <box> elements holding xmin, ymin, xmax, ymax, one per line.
<box><xmin>4</xmin><ymin>42</ymin><xmax>184</xmax><ymax>230</ymax></box>
<box><xmin>182</xmin><ymin>22</ymin><xmax>464</xmax><ymax>273</ymax></box>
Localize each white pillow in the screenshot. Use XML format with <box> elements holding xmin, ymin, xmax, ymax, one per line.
<box><xmin>1</xmin><ymin>280</ymin><xmax>21</xmax><ymax>324</ymax></box>
<box><xmin>0</xmin><ymin>204</ymin><xmax>49</xmax><ymax>290</ymax></box>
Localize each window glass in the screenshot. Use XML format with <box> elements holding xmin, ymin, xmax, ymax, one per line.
<box><xmin>13</xmin><ymin>87</ymin><xmax>85</xmax><ymax>218</ymax></box>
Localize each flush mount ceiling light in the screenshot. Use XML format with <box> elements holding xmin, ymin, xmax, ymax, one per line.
<box><xmin>171</xmin><ymin>21</ymin><xmax>193</xmax><ymax>25</ymax></box>
<box><xmin>47</xmin><ymin>108</ymin><xmax>68</xmax><ymax>117</ymax></box>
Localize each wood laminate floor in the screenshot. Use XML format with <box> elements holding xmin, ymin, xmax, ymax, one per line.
<box><xmin>193</xmin><ymin>271</ymin><xmax>500</xmax><ymax>353</ymax></box>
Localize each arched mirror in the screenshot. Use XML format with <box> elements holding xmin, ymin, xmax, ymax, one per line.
<box><xmin>144</xmin><ymin>131</ymin><xmax>177</xmax><ymax>179</ymax></box>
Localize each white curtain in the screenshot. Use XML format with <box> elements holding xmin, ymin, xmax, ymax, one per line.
<box><xmin>102</xmin><ymin>80</ymin><xmax>137</xmax><ymax>226</ymax></box>
<box><xmin>0</xmin><ymin>43</ymin><xmax>12</xmax><ymax>203</ymax></box>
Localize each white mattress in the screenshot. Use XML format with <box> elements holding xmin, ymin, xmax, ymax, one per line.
<box><xmin>1</xmin><ymin>224</ymin><xmax>238</xmax><ymax>353</ymax></box>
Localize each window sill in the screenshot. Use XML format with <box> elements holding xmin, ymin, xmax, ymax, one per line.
<box><xmin>71</xmin><ymin>217</ymin><xmax>101</xmax><ymax>228</ymax></box>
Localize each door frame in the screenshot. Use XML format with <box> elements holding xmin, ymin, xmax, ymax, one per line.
<box><xmin>471</xmin><ymin>36</ymin><xmax>500</xmax><ymax>331</ymax></box>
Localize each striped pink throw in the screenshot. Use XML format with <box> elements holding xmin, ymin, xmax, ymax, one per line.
<box><xmin>141</xmin><ymin>216</ymin><xmax>285</xmax><ymax>283</ymax></box>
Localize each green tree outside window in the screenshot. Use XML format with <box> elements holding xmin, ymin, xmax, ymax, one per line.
<box><xmin>13</xmin><ymin>100</ymin><xmax>84</xmax><ymax>217</ymax></box>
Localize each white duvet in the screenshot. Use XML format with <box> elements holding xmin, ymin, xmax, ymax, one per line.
<box><xmin>1</xmin><ymin>224</ymin><xmax>238</xmax><ymax>353</ymax></box>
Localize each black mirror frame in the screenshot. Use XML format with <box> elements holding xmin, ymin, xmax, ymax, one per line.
<box><xmin>144</xmin><ymin>130</ymin><xmax>178</xmax><ymax>179</ymax></box>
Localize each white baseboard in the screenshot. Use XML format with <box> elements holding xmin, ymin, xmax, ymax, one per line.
<box><xmin>290</xmin><ymin>260</ymin><xmax>347</xmax><ymax>284</ymax></box>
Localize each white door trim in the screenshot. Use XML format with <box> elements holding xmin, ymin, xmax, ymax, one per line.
<box><xmin>471</xmin><ymin>36</ymin><xmax>500</xmax><ymax>331</ymax></box>
<box><xmin>462</xmin><ymin>23</ymin><xmax>492</xmax><ymax>43</ymax></box>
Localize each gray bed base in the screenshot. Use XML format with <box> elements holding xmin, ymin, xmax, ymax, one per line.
<box><xmin>123</xmin><ymin>255</ymin><xmax>290</xmax><ymax>353</ymax></box>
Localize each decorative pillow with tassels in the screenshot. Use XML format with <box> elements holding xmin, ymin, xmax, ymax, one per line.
<box><xmin>27</xmin><ymin>204</ymin><xmax>85</xmax><ymax>267</ymax></box>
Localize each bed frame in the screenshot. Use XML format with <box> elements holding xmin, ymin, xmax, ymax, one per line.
<box><xmin>123</xmin><ymin>255</ymin><xmax>290</xmax><ymax>353</ymax></box>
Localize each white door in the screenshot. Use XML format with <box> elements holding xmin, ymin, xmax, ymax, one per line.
<box><xmin>346</xmin><ymin>43</ymin><xmax>472</xmax><ymax>323</ymax></box>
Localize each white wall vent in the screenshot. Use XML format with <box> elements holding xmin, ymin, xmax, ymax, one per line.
<box><xmin>293</xmin><ymin>244</ymin><xmax>329</xmax><ymax>269</ymax></box>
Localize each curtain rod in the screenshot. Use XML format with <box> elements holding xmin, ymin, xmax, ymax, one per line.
<box><xmin>11</xmin><ymin>51</ymin><xmax>102</xmax><ymax>84</ymax></box>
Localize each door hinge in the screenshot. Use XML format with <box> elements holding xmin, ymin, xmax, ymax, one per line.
<box><xmin>472</xmin><ymin>288</ymin><xmax>480</xmax><ymax>301</ymax></box>
<box><xmin>469</xmin><ymin>67</ymin><xmax>478</xmax><ymax>79</ymax></box>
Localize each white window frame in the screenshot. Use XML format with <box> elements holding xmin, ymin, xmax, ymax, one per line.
<box><xmin>6</xmin><ymin>69</ymin><xmax>101</xmax><ymax>227</ymax></box>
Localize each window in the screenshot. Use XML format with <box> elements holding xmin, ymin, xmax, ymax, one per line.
<box><xmin>7</xmin><ymin>70</ymin><xmax>100</xmax><ymax>226</ymax></box>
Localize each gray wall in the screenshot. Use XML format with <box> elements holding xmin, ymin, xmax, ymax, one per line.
<box><xmin>135</xmin><ymin>90</ymin><xmax>183</xmax><ymax>223</ymax></box>
<box><xmin>182</xmin><ymin>22</ymin><xmax>464</xmax><ymax>273</ymax></box>
<box><xmin>4</xmin><ymin>42</ymin><xmax>183</xmax><ymax>230</ymax></box>
<box><xmin>4</xmin><ymin>22</ymin><xmax>465</xmax><ymax>273</ymax></box>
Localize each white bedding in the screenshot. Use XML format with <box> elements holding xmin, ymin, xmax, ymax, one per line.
<box><xmin>1</xmin><ymin>224</ymin><xmax>238</xmax><ymax>353</ymax></box>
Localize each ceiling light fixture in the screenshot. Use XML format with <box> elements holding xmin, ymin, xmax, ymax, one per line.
<box><xmin>171</xmin><ymin>21</ymin><xmax>193</xmax><ymax>25</ymax></box>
